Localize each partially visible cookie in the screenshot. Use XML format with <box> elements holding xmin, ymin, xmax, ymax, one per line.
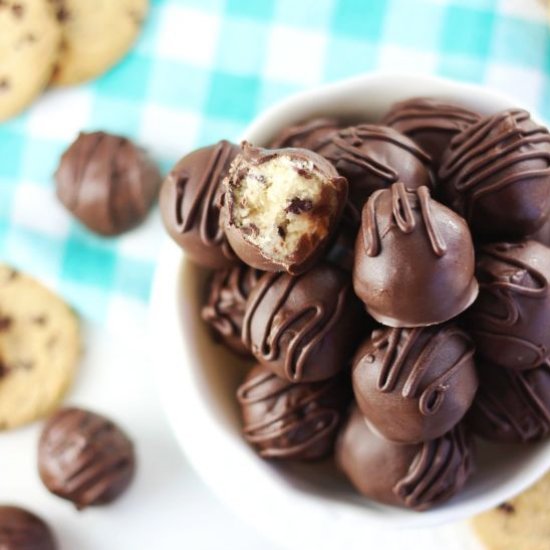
<box><xmin>0</xmin><ymin>265</ymin><xmax>80</xmax><ymax>430</ymax></box>
<box><xmin>471</xmin><ymin>472</ymin><xmax>550</xmax><ymax>550</ymax></box>
<box><xmin>49</xmin><ymin>0</ymin><xmax>148</xmax><ymax>86</ymax></box>
<box><xmin>0</xmin><ymin>0</ymin><xmax>61</xmax><ymax>121</ymax></box>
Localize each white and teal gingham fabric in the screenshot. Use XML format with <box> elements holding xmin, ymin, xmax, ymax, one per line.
<box><xmin>0</xmin><ymin>0</ymin><xmax>549</xmax><ymax>330</ymax></box>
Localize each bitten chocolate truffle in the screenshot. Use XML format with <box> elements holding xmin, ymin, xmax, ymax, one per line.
<box><xmin>269</xmin><ymin>117</ymin><xmax>342</xmax><ymax>152</ymax></box>
<box><xmin>439</xmin><ymin>109</ymin><xmax>550</xmax><ymax>240</ymax></box>
<box><xmin>38</xmin><ymin>407</ymin><xmax>135</xmax><ymax>509</ymax></box>
<box><xmin>0</xmin><ymin>506</ymin><xmax>57</xmax><ymax>550</ymax></box>
<box><xmin>336</xmin><ymin>407</ymin><xmax>474</xmax><ymax>511</ymax></box>
<box><xmin>237</xmin><ymin>364</ymin><xmax>350</xmax><ymax>460</ymax></box>
<box><xmin>201</xmin><ymin>263</ymin><xmax>262</xmax><ymax>356</ymax></box>
<box><xmin>319</xmin><ymin>124</ymin><xmax>433</xmax><ymax>212</ymax></box>
<box><xmin>222</xmin><ymin>143</ymin><xmax>348</xmax><ymax>275</ymax></box>
<box><xmin>56</xmin><ymin>131</ymin><xmax>162</xmax><ymax>236</ymax></box>
<box><xmin>382</xmin><ymin>97</ymin><xmax>480</xmax><ymax>167</ymax></box>
<box><xmin>468</xmin><ymin>361</ymin><xmax>550</xmax><ymax>443</ymax></box>
<box><xmin>160</xmin><ymin>141</ymin><xmax>239</xmax><ymax>269</ymax></box>
<box><xmin>352</xmin><ymin>325</ymin><xmax>478</xmax><ymax>444</ymax></box>
<box><xmin>465</xmin><ymin>241</ymin><xmax>550</xmax><ymax>370</ymax></box>
<box><xmin>353</xmin><ymin>183</ymin><xmax>478</xmax><ymax>327</ymax></box>
<box><xmin>242</xmin><ymin>263</ymin><xmax>366</xmax><ymax>383</ymax></box>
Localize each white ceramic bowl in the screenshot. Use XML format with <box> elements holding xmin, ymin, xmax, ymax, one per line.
<box><xmin>150</xmin><ymin>73</ymin><xmax>550</xmax><ymax>545</ymax></box>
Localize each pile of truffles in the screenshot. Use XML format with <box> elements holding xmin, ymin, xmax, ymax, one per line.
<box><xmin>160</xmin><ymin>97</ymin><xmax>550</xmax><ymax>511</ymax></box>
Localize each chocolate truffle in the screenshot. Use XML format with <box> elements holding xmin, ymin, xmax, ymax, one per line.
<box><xmin>465</xmin><ymin>241</ymin><xmax>550</xmax><ymax>370</ymax></box>
<box><xmin>56</xmin><ymin>131</ymin><xmax>162</xmax><ymax>236</ymax></box>
<box><xmin>382</xmin><ymin>97</ymin><xmax>480</xmax><ymax>167</ymax></box>
<box><xmin>336</xmin><ymin>407</ymin><xmax>474</xmax><ymax>510</ymax></box>
<box><xmin>222</xmin><ymin>143</ymin><xmax>347</xmax><ymax>275</ymax></box>
<box><xmin>439</xmin><ymin>109</ymin><xmax>550</xmax><ymax>240</ymax></box>
<box><xmin>353</xmin><ymin>182</ymin><xmax>478</xmax><ymax>327</ymax></box>
<box><xmin>0</xmin><ymin>506</ymin><xmax>57</xmax><ymax>550</ymax></box>
<box><xmin>529</xmin><ymin>217</ymin><xmax>550</xmax><ymax>247</ymax></box>
<box><xmin>319</xmin><ymin>124</ymin><xmax>433</xmax><ymax>212</ymax></box>
<box><xmin>237</xmin><ymin>364</ymin><xmax>350</xmax><ymax>460</ymax></box>
<box><xmin>242</xmin><ymin>263</ymin><xmax>366</xmax><ymax>383</ymax></box>
<box><xmin>468</xmin><ymin>361</ymin><xmax>550</xmax><ymax>443</ymax></box>
<box><xmin>269</xmin><ymin>117</ymin><xmax>341</xmax><ymax>152</ymax></box>
<box><xmin>352</xmin><ymin>324</ymin><xmax>478</xmax><ymax>444</ymax></box>
<box><xmin>38</xmin><ymin>407</ymin><xmax>135</xmax><ymax>509</ymax></box>
<box><xmin>160</xmin><ymin>141</ymin><xmax>239</xmax><ymax>269</ymax></box>
<box><xmin>201</xmin><ymin>263</ymin><xmax>263</xmax><ymax>356</ymax></box>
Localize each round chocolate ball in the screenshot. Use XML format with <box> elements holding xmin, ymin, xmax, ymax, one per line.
<box><xmin>336</xmin><ymin>407</ymin><xmax>474</xmax><ymax>511</ymax></box>
<box><xmin>242</xmin><ymin>263</ymin><xmax>366</xmax><ymax>383</ymax></box>
<box><xmin>318</xmin><ymin>124</ymin><xmax>433</xmax><ymax>212</ymax></box>
<box><xmin>269</xmin><ymin>117</ymin><xmax>342</xmax><ymax>152</ymax></box>
<box><xmin>439</xmin><ymin>109</ymin><xmax>550</xmax><ymax>241</ymax></box>
<box><xmin>468</xmin><ymin>361</ymin><xmax>550</xmax><ymax>443</ymax></box>
<box><xmin>0</xmin><ymin>506</ymin><xmax>57</xmax><ymax>550</ymax></box>
<box><xmin>159</xmin><ymin>141</ymin><xmax>239</xmax><ymax>269</ymax></box>
<box><xmin>465</xmin><ymin>241</ymin><xmax>550</xmax><ymax>370</ymax></box>
<box><xmin>201</xmin><ymin>263</ymin><xmax>263</xmax><ymax>356</ymax></box>
<box><xmin>56</xmin><ymin>131</ymin><xmax>162</xmax><ymax>236</ymax></box>
<box><xmin>529</xmin><ymin>216</ymin><xmax>550</xmax><ymax>247</ymax></box>
<box><xmin>222</xmin><ymin>143</ymin><xmax>348</xmax><ymax>275</ymax></box>
<box><xmin>352</xmin><ymin>324</ymin><xmax>478</xmax><ymax>444</ymax></box>
<box><xmin>382</xmin><ymin>97</ymin><xmax>480</xmax><ymax>168</ymax></box>
<box><xmin>38</xmin><ymin>407</ymin><xmax>135</xmax><ymax>509</ymax></box>
<box><xmin>237</xmin><ymin>364</ymin><xmax>350</xmax><ymax>460</ymax></box>
<box><xmin>353</xmin><ymin>182</ymin><xmax>478</xmax><ymax>327</ymax></box>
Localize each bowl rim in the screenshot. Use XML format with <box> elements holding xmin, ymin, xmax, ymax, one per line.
<box><xmin>149</xmin><ymin>72</ymin><xmax>550</xmax><ymax>543</ymax></box>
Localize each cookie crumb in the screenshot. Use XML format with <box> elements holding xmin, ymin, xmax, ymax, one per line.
<box><xmin>0</xmin><ymin>78</ymin><xmax>9</xmax><ymax>93</ymax></box>
<box><xmin>11</xmin><ymin>3</ymin><xmax>24</xmax><ymax>17</ymax></box>
<box><xmin>32</xmin><ymin>315</ymin><xmax>48</xmax><ymax>326</ymax></box>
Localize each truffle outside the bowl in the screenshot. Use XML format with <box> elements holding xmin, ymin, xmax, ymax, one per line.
<box><xmin>149</xmin><ymin>73</ymin><xmax>550</xmax><ymax>549</ymax></box>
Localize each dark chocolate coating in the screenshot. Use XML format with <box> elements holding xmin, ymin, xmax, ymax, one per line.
<box><xmin>222</xmin><ymin>144</ymin><xmax>348</xmax><ymax>275</ymax></box>
<box><xmin>353</xmin><ymin>183</ymin><xmax>478</xmax><ymax>327</ymax></box>
<box><xmin>336</xmin><ymin>407</ymin><xmax>474</xmax><ymax>511</ymax></box>
<box><xmin>159</xmin><ymin>141</ymin><xmax>239</xmax><ymax>269</ymax></box>
<box><xmin>382</xmin><ymin>97</ymin><xmax>480</xmax><ymax>168</ymax></box>
<box><xmin>38</xmin><ymin>407</ymin><xmax>135</xmax><ymax>509</ymax></box>
<box><xmin>439</xmin><ymin>109</ymin><xmax>550</xmax><ymax>240</ymax></box>
<box><xmin>352</xmin><ymin>324</ymin><xmax>478</xmax><ymax>444</ymax></box>
<box><xmin>242</xmin><ymin>263</ymin><xmax>367</xmax><ymax>383</ymax></box>
<box><xmin>237</xmin><ymin>364</ymin><xmax>350</xmax><ymax>460</ymax></box>
<box><xmin>468</xmin><ymin>361</ymin><xmax>550</xmax><ymax>443</ymax></box>
<box><xmin>0</xmin><ymin>506</ymin><xmax>57</xmax><ymax>550</ymax></box>
<box><xmin>269</xmin><ymin>117</ymin><xmax>342</xmax><ymax>152</ymax></box>
<box><xmin>319</xmin><ymin>124</ymin><xmax>433</xmax><ymax>213</ymax></box>
<box><xmin>56</xmin><ymin>131</ymin><xmax>161</xmax><ymax>236</ymax></box>
<box><xmin>201</xmin><ymin>263</ymin><xmax>263</xmax><ymax>356</ymax></box>
<box><xmin>464</xmin><ymin>241</ymin><xmax>550</xmax><ymax>370</ymax></box>
<box><xmin>529</xmin><ymin>217</ymin><xmax>550</xmax><ymax>247</ymax></box>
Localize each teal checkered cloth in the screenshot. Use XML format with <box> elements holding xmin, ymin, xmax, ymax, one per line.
<box><xmin>0</xmin><ymin>0</ymin><xmax>549</xmax><ymax>328</ymax></box>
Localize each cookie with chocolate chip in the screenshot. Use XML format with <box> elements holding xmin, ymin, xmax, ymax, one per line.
<box><xmin>0</xmin><ymin>264</ymin><xmax>80</xmax><ymax>430</ymax></box>
<box><xmin>471</xmin><ymin>471</ymin><xmax>550</xmax><ymax>550</ymax></box>
<box><xmin>48</xmin><ymin>0</ymin><xmax>148</xmax><ymax>85</ymax></box>
<box><xmin>0</xmin><ymin>0</ymin><xmax>61</xmax><ymax>121</ymax></box>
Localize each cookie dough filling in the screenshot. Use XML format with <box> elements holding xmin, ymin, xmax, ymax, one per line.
<box><xmin>229</xmin><ymin>151</ymin><xmax>341</xmax><ymax>265</ymax></box>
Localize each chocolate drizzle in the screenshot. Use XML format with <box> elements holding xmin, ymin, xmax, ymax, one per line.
<box><xmin>38</xmin><ymin>408</ymin><xmax>135</xmax><ymax>509</ymax></box>
<box><xmin>469</xmin><ymin>362</ymin><xmax>550</xmax><ymax>442</ymax></box>
<box><xmin>440</xmin><ymin>109</ymin><xmax>550</xmax><ymax>227</ymax></box>
<box><xmin>201</xmin><ymin>264</ymin><xmax>262</xmax><ymax>355</ymax></box>
<box><xmin>269</xmin><ymin>117</ymin><xmax>341</xmax><ymax>151</ymax></box>
<box><xmin>323</xmin><ymin>125</ymin><xmax>431</xmax><ymax>182</ymax></box>
<box><xmin>237</xmin><ymin>365</ymin><xmax>345</xmax><ymax>459</ymax></box>
<box><xmin>174</xmin><ymin>140</ymin><xmax>234</xmax><ymax>250</ymax></box>
<box><xmin>372</xmin><ymin>326</ymin><xmax>475</xmax><ymax>416</ymax></box>
<box><xmin>394</xmin><ymin>425</ymin><xmax>472</xmax><ymax>511</ymax></box>
<box><xmin>243</xmin><ymin>271</ymin><xmax>348</xmax><ymax>381</ymax></box>
<box><xmin>364</xmin><ymin>183</ymin><xmax>447</xmax><ymax>258</ymax></box>
<box><xmin>467</xmin><ymin>241</ymin><xmax>550</xmax><ymax>369</ymax></box>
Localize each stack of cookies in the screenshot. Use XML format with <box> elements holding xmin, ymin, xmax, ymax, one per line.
<box><xmin>160</xmin><ymin>97</ymin><xmax>550</xmax><ymax>512</ymax></box>
<box><xmin>0</xmin><ymin>0</ymin><xmax>148</xmax><ymax>121</ymax></box>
